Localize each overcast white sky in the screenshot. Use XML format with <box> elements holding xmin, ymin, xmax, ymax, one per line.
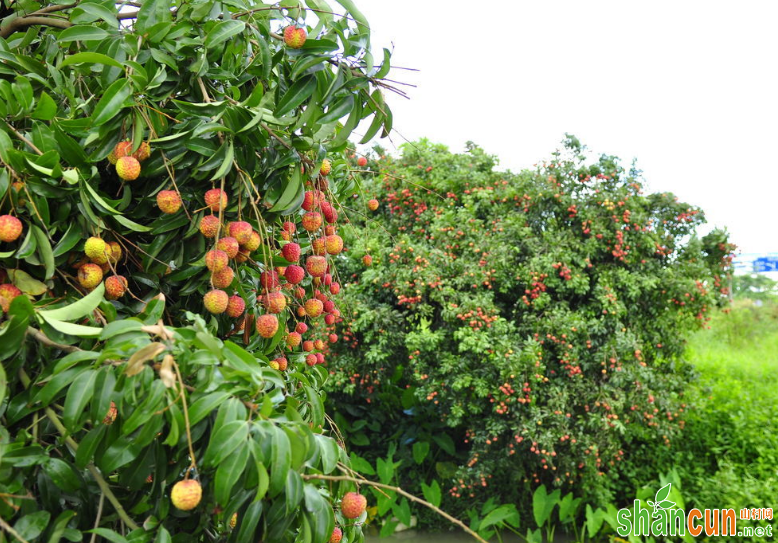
<box><xmin>351</xmin><ymin>0</ymin><xmax>778</xmax><ymax>256</ymax></box>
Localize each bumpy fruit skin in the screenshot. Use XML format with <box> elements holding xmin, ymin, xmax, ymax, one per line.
<box><xmin>116</xmin><ymin>156</ymin><xmax>141</xmax><ymax>181</ymax></box>
<box><xmin>84</xmin><ymin>237</ymin><xmax>107</xmax><ymax>261</ymax></box>
<box><xmin>108</xmin><ymin>241</ymin><xmax>122</xmax><ymax>264</ymax></box>
<box><xmin>306</xmin><ymin>255</ymin><xmax>327</xmax><ymax>278</ymax></box>
<box><xmin>256</xmin><ymin>314</ymin><xmax>279</xmax><ymax>338</ymax></box>
<box><xmin>330</xmin><ymin>282</ymin><xmax>340</xmax><ymax>295</ymax></box>
<box><xmin>109</xmin><ymin>141</ymin><xmax>132</xmax><ymax>164</ymax></box>
<box><xmin>211</xmin><ymin>267</ymin><xmax>234</xmax><ymax>289</ymax></box>
<box><xmin>0</xmin><ymin>284</ymin><xmax>22</xmax><ymax>313</ymax></box>
<box><xmin>311</xmin><ymin>237</ymin><xmax>326</xmax><ymax>256</ymax></box>
<box><xmin>105</xmin><ymin>275</ymin><xmax>128</xmax><ymax>300</ymax></box>
<box><xmin>301</xmin><ymin>212</ymin><xmax>322</xmax><ymax>232</ymax></box>
<box><xmin>306</xmin><ymin>353</ymin><xmax>317</xmax><ymax>366</ymax></box>
<box><xmin>296</xmin><ymin>322</ymin><xmax>308</xmax><ymax>334</ymax></box>
<box><xmin>204</xmin><ymin>289</ymin><xmax>229</xmax><ymax>314</ymax></box>
<box><xmin>282</xmin><ymin>221</ymin><xmax>296</xmax><ymax>234</ymax></box>
<box><xmin>341</xmin><ymin>492</ymin><xmax>367</xmax><ymax>519</ymax></box>
<box><xmin>226</xmin><ymin>295</ymin><xmax>245</xmax><ymax>318</ymax></box>
<box><xmin>357</xmin><ymin>156</ymin><xmax>368</xmax><ymax>167</ymax></box>
<box><xmin>304</xmin><ymin>298</ymin><xmax>324</xmax><ymax>318</ymax></box>
<box><xmin>274</xmin><ymin>357</ymin><xmax>288</xmax><ymax>371</ymax></box>
<box><xmin>228</xmin><ymin>221</ymin><xmax>253</xmax><ymax>245</ymax></box>
<box><xmin>367</xmin><ymin>199</ymin><xmax>379</xmax><ymax>211</ymax></box>
<box><xmin>286</xmin><ymin>332</ymin><xmax>302</xmax><ymax>348</ymax></box>
<box><xmin>242</xmin><ymin>230</ymin><xmax>261</xmax><ymax>252</ymax></box>
<box><xmin>229</xmin><ymin>513</ymin><xmax>238</xmax><ymax>529</ymax></box>
<box><xmin>363</xmin><ymin>254</ymin><xmax>373</xmax><ymax>266</ymax></box>
<box><xmin>157</xmin><ymin>190</ymin><xmax>182</xmax><ymax>214</ymax></box>
<box><xmin>260</xmin><ymin>270</ymin><xmax>280</xmax><ymax>290</ymax></box>
<box><xmin>320</xmin><ymin>159</ymin><xmax>332</xmax><ymax>176</ymax></box>
<box><xmin>263</xmin><ymin>291</ymin><xmax>287</xmax><ymax>314</ymax></box>
<box><xmin>171</xmin><ymin>479</ymin><xmax>202</xmax><ymax>511</ymax></box>
<box><xmin>102</xmin><ymin>401</ymin><xmax>118</xmax><ymax>424</ymax></box>
<box><xmin>330</xmin><ymin>527</ymin><xmax>343</xmax><ymax>543</ymax></box>
<box><xmin>321</xmin><ymin>201</ymin><xmax>338</xmax><ymax>223</ymax></box>
<box><xmin>283</xmin><ymin>26</ymin><xmax>307</xmax><ymax>48</ymax></box>
<box><xmin>205</xmin><ymin>249</ymin><xmax>229</xmax><ymax>272</ymax></box>
<box><xmin>0</xmin><ymin>215</ymin><xmax>23</xmax><ymax>243</ymax></box>
<box><xmin>281</xmin><ymin>242</ymin><xmax>301</xmax><ymax>262</ymax></box>
<box><xmin>217</xmin><ymin>237</ymin><xmax>240</xmax><ymax>259</ymax></box>
<box><xmin>302</xmin><ymin>191</ymin><xmax>323</xmax><ymax>212</ymax></box>
<box><xmin>204</xmin><ymin>188</ymin><xmax>228</xmax><ymax>211</ymax></box>
<box><xmin>325</xmin><ymin>235</ymin><xmax>344</xmax><ymax>255</ymax></box>
<box><xmin>199</xmin><ymin>215</ymin><xmax>221</xmax><ymax>238</ymax></box>
<box><xmin>284</xmin><ymin>265</ymin><xmax>305</xmax><ymax>284</ymax></box>
<box><xmin>78</xmin><ymin>263</ymin><xmax>104</xmax><ymax>289</ymax></box>
<box><xmin>132</xmin><ymin>141</ymin><xmax>151</xmax><ymax>162</ymax></box>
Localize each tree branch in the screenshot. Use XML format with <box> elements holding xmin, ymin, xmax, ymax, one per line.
<box><xmin>0</xmin><ymin>16</ymin><xmax>71</xmax><ymax>39</ymax></box>
<box><xmin>300</xmin><ymin>474</ymin><xmax>489</xmax><ymax>543</ymax></box>
<box><xmin>0</xmin><ymin>516</ymin><xmax>31</xmax><ymax>543</ymax></box>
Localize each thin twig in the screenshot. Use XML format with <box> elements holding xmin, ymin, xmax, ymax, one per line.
<box><xmin>89</xmin><ymin>493</ymin><xmax>105</xmax><ymax>543</ymax></box>
<box><xmin>2</xmin><ymin>121</ymin><xmax>43</xmax><ymax>155</ymax></box>
<box><xmin>0</xmin><ymin>516</ymin><xmax>31</xmax><ymax>543</ymax></box>
<box><xmin>260</xmin><ymin>122</ymin><xmax>292</xmax><ymax>150</ymax></box>
<box><xmin>301</xmin><ymin>474</ymin><xmax>488</xmax><ymax>543</ymax></box>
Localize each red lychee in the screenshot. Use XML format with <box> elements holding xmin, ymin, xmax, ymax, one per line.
<box><xmin>157</xmin><ymin>190</ymin><xmax>182</xmax><ymax>214</ymax></box>
<box><xmin>284</xmin><ymin>265</ymin><xmax>305</xmax><ymax>285</ymax></box>
<box><xmin>306</xmin><ymin>353</ymin><xmax>317</xmax><ymax>366</ymax></box>
<box><xmin>205</xmin><ymin>249</ymin><xmax>229</xmax><ymax>272</ymax></box>
<box><xmin>226</xmin><ymin>295</ymin><xmax>245</xmax><ymax>318</ymax></box>
<box><xmin>312</xmin><ymin>237</ymin><xmax>326</xmax><ymax>255</ymax></box>
<box><xmin>263</xmin><ymin>291</ymin><xmax>287</xmax><ymax>314</ymax></box>
<box><xmin>228</xmin><ymin>221</ymin><xmax>253</xmax><ymax>245</ymax></box>
<box><xmin>116</xmin><ymin>156</ymin><xmax>141</xmax><ymax>181</ymax></box>
<box><xmin>357</xmin><ymin>156</ymin><xmax>368</xmax><ymax>167</ymax></box>
<box><xmin>296</xmin><ymin>322</ymin><xmax>308</xmax><ymax>334</ymax></box>
<box><xmin>320</xmin><ymin>202</ymin><xmax>337</xmax><ymax>223</ymax></box>
<box><xmin>281</xmin><ymin>242</ymin><xmax>301</xmax><ymax>263</ymax></box>
<box><xmin>0</xmin><ymin>215</ymin><xmax>23</xmax><ymax>243</ymax></box>
<box><xmin>330</xmin><ymin>527</ymin><xmax>342</xmax><ymax>543</ymax></box>
<box><xmin>0</xmin><ymin>283</ymin><xmax>22</xmax><ymax>313</ymax></box>
<box><xmin>204</xmin><ymin>289</ymin><xmax>229</xmax><ymax>314</ymax></box>
<box><xmin>256</xmin><ymin>314</ymin><xmax>279</xmax><ymax>338</ymax></box>
<box><xmin>132</xmin><ymin>141</ymin><xmax>151</xmax><ymax>162</ymax></box>
<box><xmin>217</xmin><ymin>237</ymin><xmax>240</xmax><ymax>259</ymax></box>
<box><xmin>320</xmin><ymin>159</ymin><xmax>332</xmax><ymax>176</ymax></box>
<box><xmin>199</xmin><ymin>215</ymin><xmax>221</xmax><ymax>238</ymax></box>
<box><xmin>325</xmin><ymin>235</ymin><xmax>343</xmax><ymax>255</ymax></box>
<box><xmin>282</xmin><ymin>221</ymin><xmax>296</xmax><ymax>234</ymax></box>
<box><xmin>301</xmin><ymin>212</ymin><xmax>322</xmax><ymax>232</ymax></box>
<box><xmin>341</xmin><ymin>492</ymin><xmax>367</xmax><ymax>519</ymax></box>
<box><xmin>305</xmin><ymin>255</ymin><xmax>327</xmax><ymax>277</ymax></box>
<box><xmin>109</xmin><ymin>141</ymin><xmax>132</xmax><ymax>164</ymax></box>
<box><xmin>105</xmin><ymin>275</ymin><xmax>128</xmax><ymax>300</ymax></box>
<box><xmin>286</xmin><ymin>332</ymin><xmax>302</xmax><ymax>348</ymax></box>
<box><xmin>330</xmin><ymin>282</ymin><xmax>340</xmax><ymax>295</ymax></box>
<box><xmin>204</xmin><ymin>188</ymin><xmax>228</xmax><ymax>212</ymax></box>
<box><xmin>273</xmin><ymin>356</ymin><xmax>288</xmax><ymax>371</ymax></box>
<box><xmin>367</xmin><ymin>199</ymin><xmax>379</xmax><ymax>211</ymax></box>
<box><xmin>283</xmin><ymin>26</ymin><xmax>307</xmax><ymax>49</ymax></box>
<box><xmin>211</xmin><ymin>267</ymin><xmax>234</xmax><ymax>289</ymax></box>
<box><xmin>304</xmin><ymin>298</ymin><xmax>324</xmax><ymax>318</ymax></box>
<box><xmin>260</xmin><ymin>270</ymin><xmax>280</xmax><ymax>290</ymax></box>
<box><xmin>363</xmin><ymin>255</ymin><xmax>373</xmax><ymax>266</ymax></box>
<box><xmin>242</xmin><ymin>230</ymin><xmax>261</xmax><ymax>252</ymax></box>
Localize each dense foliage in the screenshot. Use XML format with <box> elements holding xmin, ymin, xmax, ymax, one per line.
<box><xmin>0</xmin><ymin>1</ymin><xmax>395</xmax><ymax>542</ymax></box>
<box><xmin>329</xmin><ymin>138</ymin><xmax>735</xmax><ymax>524</ymax></box>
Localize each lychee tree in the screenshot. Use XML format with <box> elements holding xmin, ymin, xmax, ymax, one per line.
<box><xmin>328</xmin><ymin>138</ymin><xmax>735</xmax><ymax>525</ymax></box>
<box><xmin>0</xmin><ymin>1</ymin><xmax>394</xmax><ymax>542</ymax></box>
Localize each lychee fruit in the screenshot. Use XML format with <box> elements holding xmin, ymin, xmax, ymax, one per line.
<box><xmin>217</xmin><ymin>237</ymin><xmax>240</xmax><ymax>259</ymax></box>
<box><xmin>242</xmin><ymin>230</ymin><xmax>261</xmax><ymax>252</ymax></box>
<box><xmin>157</xmin><ymin>190</ymin><xmax>182</xmax><ymax>214</ymax></box>
<box><xmin>325</xmin><ymin>314</ymin><xmax>335</xmax><ymax>325</ymax></box>
<box><xmin>84</xmin><ymin>237</ymin><xmax>107</xmax><ymax>262</ymax></box>
<box><xmin>314</xmin><ymin>339</ymin><xmax>325</xmax><ymax>350</ymax></box>
<box><xmin>260</xmin><ymin>270</ymin><xmax>280</xmax><ymax>290</ymax></box>
<box><xmin>367</xmin><ymin>199</ymin><xmax>379</xmax><ymax>211</ymax></box>
<box><xmin>316</xmin><ymin>353</ymin><xmax>325</xmax><ymax>364</ymax></box>
<box><xmin>171</xmin><ymin>479</ymin><xmax>202</xmax><ymax>511</ymax></box>
<box><xmin>340</xmin><ymin>492</ymin><xmax>367</xmax><ymax>519</ymax></box>
<box><xmin>102</xmin><ymin>401</ymin><xmax>117</xmax><ymax>424</ymax></box>
<box><xmin>108</xmin><ymin>241</ymin><xmax>122</xmax><ymax>264</ymax></box>
<box><xmin>116</xmin><ymin>156</ymin><xmax>141</xmax><ymax>181</ymax></box>
<box><xmin>281</xmin><ymin>243</ymin><xmax>301</xmax><ymax>263</ymax></box>
<box><xmin>320</xmin><ymin>159</ymin><xmax>332</xmax><ymax>176</ymax></box>
<box><xmin>302</xmin><ymin>191</ymin><xmax>321</xmax><ymax>212</ymax></box>
<box><xmin>204</xmin><ymin>188</ymin><xmax>228</xmax><ymax>212</ymax></box>
<box><xmin>132</xmin><ymin>141</ymin><xmax>151</xmax><ymax>162</ymax></box>
<box><xmin>228</xmin><ymin>221</ymin><xmax>252</xmax><ymax>245</ymax></box>
<box><xmin>282</xmin><ymin>221</ymin><xmax>296</xmax><ymax>234</ymax></box>
<box><xmin>105</xmin><ymin>275</ymin><xmax>128</xmax><ymax>300</ymax></box>
<box><xmin>284</xmin><ymin>265</ymin><xmax>305</xmax><ymax>284</ymax></box>
<box><xmin>109</xmin><ymin>141</ymin><xmax>132</xmax><ymax>164</ymax></box>
<box><xmin>283</xmin><ymin>26</ymin><xmax>307</xmax><ymax>49</ymax></box>
<box><xmin>286</xmin><ymin>332</ymin><xmax>302</xmax><ymax>348</ymax></box>
<box><xmin>306</xmin><ymin>353</ymin><xmax>317</xmax><ymax>366</ymax></box>
<box><xmin>0</xmin><ymin>215</ymin><xmax>23</xmax><ymax>243</ymax></box>
<box><xmin>330</xmin><ymin>527</ymin><xmax>342</xmax><ymax>543</ymax></box>
<box><xmin>199</xmin><ymin>215</ymin><xmax>220</xmax><ymax>238</ymax></box>
<box><xmin>305</xmin><ymin>255</ymin><xmax>327</xmax><ymax>277</ymax></box>
<box><xmin>78</xmin><ymin>263</ymin><xmax>104</xmax><ymax>289</ymax></box>
<box><xmin>325</xmin><ymin>225</ymin><xmax>336</xmax><ymax>236</ymax></box>
<box><xmin>312</xmin><ymin>237</ymin><xmax>326</xmax><ymax>255</ymax></box>
<box><xmin>0</xmin><ymin>284</ymin><xmax>22</xmax><ymax>313</ymax></box>
<box><xmin>330</xmin><ymin>282</ymin><xmax>340</xmax><ymax>295</ymax></box>
<box><xmin>229</xmin><ymin>513</ymin><xmax>238</xmax><ymax>529</ymax></box>
<box><xmin>203</xmin><ymin>289</ymin><xmax>229</xmax><ymax>314</ymax></box>
<box><xmin>205</xmin><ymin>250</ymin><xmax>229</xmax><ymax>272</ymax></box>
<box><xmin>357</xmin><ymin>156</ymin><xmax>368</xmax><ymax>167</ymax></box>
<box><xmin>273</xmin><ymin>356</ymin><xmax>288</xmax><ymax>371</ymax></box>
<box><xmin>226</xmin><ymin>295</ymin><xmax>245</xmax><ymax>318</ymax></box>
<box><xmin>263</xmin><ymin>291</ymin><xmax>287</xmax><ymax>314</ymax></box>
<box><xmin>211</xmin><ymin>267</ymin><xmax>234</xmax><ymax>289</ymax></box>
<box><xmin>234</xmin><ymin>249</ymin><xmax>250</xmax><ymax>263</ymax></box>
<box><xmin>304</xmin><ymin>298</ymin><xmax>324</xmax><ymax>318</ymax></box>
<box><xmin>325</xmin><ymin>235</ymin><xmax>343</xmax><ymax>255</ymax></box>
<box><xmin>256</xmin><ymin>314</ymin><xmax>279</xmax><ymax>338</ymax></box>
<box><xmin>320</xmin><ymin>202</ymin><xmax>337</xmax><ymax>223</ymax></box>
<box><xmin>301</xmin><ymin>212</ymin><xmax>322</xmax><ymax>232</ymax></box>
<box><xmin>363</xmin><ymin>254</ymin><xmax>373</xmax><ymax>266</ymax></box>
<box><xmin>296</xmin><ymin>322</ymin><xmax>308</xmax><ymax>334</ymax></box>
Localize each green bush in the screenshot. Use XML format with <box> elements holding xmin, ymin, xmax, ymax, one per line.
<box><xmin>328</xmin><ymin>137</ymin><xmax>734</xmax><ymax>526</ymax></box>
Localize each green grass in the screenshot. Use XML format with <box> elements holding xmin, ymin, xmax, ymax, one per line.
<box><xmin>674</xmin><ymin>301</ymin><xmax>778</xmax><ymax>535</ymax></box>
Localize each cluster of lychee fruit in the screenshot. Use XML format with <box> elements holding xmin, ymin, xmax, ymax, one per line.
<box><xmin>76</xmin><ymin>236</ymin><xmax>127</xmax><ymax>300</ymax></box>
<box><xmin>107</xmin><ymin>140</ymin><xmax>152</xmax><ymax>181</ymax></box>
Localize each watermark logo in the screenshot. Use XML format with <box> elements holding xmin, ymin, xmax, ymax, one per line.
<box><xmin>616</xmin><ymin>483</ymin><xmax>773</xmax><ymax>539</ymax></box>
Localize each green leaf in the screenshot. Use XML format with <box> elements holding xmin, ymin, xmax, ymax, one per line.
<box><xmin>204</xmin><ymin>20</ymin><xmax>245</xmax><ymax>49</ymax></box>
<box><xmin>0</xmin><ymin>310</ymin><xmax>29</xmax><ymax>362</ymax></box>
<box><xmin>32</xmin><ymin>91</ymin><xmax>57</xmax><ymax>121</ymax></box>
<box><xmin>317</xmin><ymin>94</ymin><xmax>354</xmax><ymax>124</ymax></box>
<box><xmin>187</xmin><ymin>391</ymin><xmax>231</xmax><ymax>426</ymax></box>
<box><xmin>39</xmin><ymin>314</ymin><xmax>103</xmax><ymax>337</ymax></box>
<box><xmin>585</xmin><ymin>504</ymin><xmax>604</xmax><ymax>539</ymax></box>
<box><xmin>62</xmin><ymin>369</ymin><xmax>97</xmax><ymax>432</ymax></box>
<box><xmin>412</xmin><ymin>440</ymin><xmax>429</xmax><ymax>464</ymax></box>
<box><xmin>8</xmin><ymin>268</ymin><xmax>48</xmax><ymax>295</ymax></box>
<box><xmin>91</xmin><ymin>78</ymin><xmax>132</xmax><ymax>127</ymax></box>
<box><xmin>0</xmin><ymin>363</ymin><xmax>6</xmax><ymax>408</ymax></box>
<box><xmin>87</xmin><ymin>528</ymin><xmax>129</xmax><ymax>543</ymax></box>
<box><xmin>275</xmin><ymin>75</ymin><xmax>317</xmax><ymax>117</ymax></box>
<box><xmin>100</xmin><ymin>436</ymin><xmax>141</xmax><ymax>473</ymax></box>
<box><xmin>481</xmin><ymin>504</ymin><xmax>520</xmax><ymax>530</ymax></box>
<box><xmin>30</xmin><ymin>225</ymin><xmax>55</xmax><ymax>280</ymax></box>
<box><xmin>234</xmin><ymin>501</ymin><xmax>263</xmax><ymax>543</ymax></box>
<box><xmin>57</xmin><ymin>25</ymin><xmax>111</xmax><ymax>43</ymax></box>
<box><xmin>214</xmin><ymin>440</ymin><xmax>249</xmax><ymax>505</ymax></box>
<box><xmin>267</xmin><ymin>167</ymin><xmax>303</xmax><ymax>212</ymax></box>
<box><xmin>114</xmin><ymin>214</ymin><xmax>152</xmax><ymax>232</ymax></box>
<box><xmin>432</xmin><ymin>433</ymin><xmax>455</xmax><ymax>455</ymax></box>
<box><xmin>62</xmin><ymin>52</ymin><xmax>124</xmax><ymax>70</ymax></box>
<box><xmin>269</xmin><ymin>426</ymin><xmax>292</xmax><ymax>496</ymax></box>
<box><xmin>655</xmin><ymin>483</ymin><xmax>672</xmax><ymax>503</ymax></box>
<box><xmin>203</xmin><ymin>420</ymin><xmax>249</xmax><ymax>467</ymax></box>
<box><xmin>210</xmin><ymin>140</ymin><xmax>234</xmax><ymax>181</ymax></box>
<box><xmin>13</xmin><ymin>511</ymin><xmax>51</xmax><ymax>541</ymax></box>
<box><xmin>332</xmin><ymin>0</ymin><xmax>370</xmax><ymax>32</ymax></box>
<box><xmin>421</xmin><ymin>480</ymin><xmax>441</xmax><ymax>507</ymax></box>
<box><xmin>46</xmin><ymin>510</ymin><xmax>77</xmax><ymax>543</ymax></box>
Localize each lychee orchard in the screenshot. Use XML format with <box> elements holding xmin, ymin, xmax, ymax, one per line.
<box><xmin>0</xmin><ymin>1</ymin><xmax>389</xmax><ymax>542</ymax></box>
